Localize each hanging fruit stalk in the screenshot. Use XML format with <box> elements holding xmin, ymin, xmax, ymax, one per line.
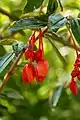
<box><xmin>22</xmin><ymin>29</ymin><xmax>49</xmax><ymax>84</ymax></box>
<box><xmin>67</xmin><ymin>20</ymin><xmax>80</xmax><ymax>95</ymax></box>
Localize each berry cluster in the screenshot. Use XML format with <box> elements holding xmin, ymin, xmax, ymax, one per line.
<box><xmin>22</xmin><ymin>29</ymin><xmax>49</xmax><ymax>84</ymax></box>
<box><xmin>70</xmin><ymin>54</ymin><xmax>80</xmax><ymax>95</ymax></box>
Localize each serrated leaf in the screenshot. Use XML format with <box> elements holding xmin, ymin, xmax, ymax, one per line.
<box><xmin>12</xmin><ymin>42</ymin><xmax>25</xmax><ymax>56</ymax></box>
<box><xmin>0</xmin><ymin>53</ymin><xmax>15</xmax><ymax>73</ymax></box>
<box><xmin>9</xmin><ymin>18</ymin><xmax>47</xmax><ymax>32</ymax></box>
<box><xmin>70</xmin><ymin>17</ymin><xmax>80</xmax><ymax>44</ymax></box>
<box><xmin>48</xmin><ymin>13</ymin><xmax>67</xmax><ymax>32</ymax></box>
<box><xmin>47</xmin><ymin>0</ymin><xmax>58</xmax><ymax>14</ymax></box>
<box><xmin>49</xmin><ymin>86</ymin><xmax>63</xmax><ymax>107</ymax></box>
<box><xmin>24</xmin><ymin>0</ymin><xmax>43</xmax><ymax>13</ymax></box>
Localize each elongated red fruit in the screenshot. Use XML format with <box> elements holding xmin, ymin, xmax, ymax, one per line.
<box><xmin>22</xmin><ymin>64</ymin><xmax>35</xmax><ymax>84</ymax></box>
<box><xmin>35</xmin><ymin>60</ymin><xmax>49</xmax><ymax>83</ymax></box>
<box><xmin>35</xmin><ymin>68</ymin><xmax>45</xmax><ymax>83</ymax></box>
<box><xmin>36</xmin><ymin>60</ymin><xmax>49</xmax><ymax>77</ymax></box>
<box><xmin>69</xmin><ymin>79</ymin><xmax>78</xmax><ymax>95</ymax></box>
<box><xmin>22</xmin><ymin>65</ymin><xmax>28</xmax><ymax>84</ymax></box>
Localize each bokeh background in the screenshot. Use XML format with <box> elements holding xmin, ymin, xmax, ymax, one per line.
<box><xmin>0</xmin><ymin>0</ymin><xmax>80</xmax><ymax>120</ymax></box>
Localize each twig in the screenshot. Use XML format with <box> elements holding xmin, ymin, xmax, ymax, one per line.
<box><xmin>0</xmin><ymin>7</ymin><xmax>19</xmax><ymax>20</ymax></box>
<box><xmin>0</xmin><ymin>27</ymin><xmax>48</xmax><ymax>93</ymax></box>
<box><xmin>66</xmin><ymin>20</ymin><xmax>78</xmax><ymax>57</ymax></box>
<box><xmin>58</xmin><ymin>0</ymin><xmax>63</xmax><ymax>11</ymax></box>
<box><xmin>0</xmin><ymin>51</ymin><xmax>24</xmax><ymax>93</ymax></box>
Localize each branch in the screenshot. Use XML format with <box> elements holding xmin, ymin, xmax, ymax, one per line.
<box><xmin>58</xmin><ymin>0</ymin><xmax>63</xmax><ymax>11</ymax></box>
<box><xmin>0</xmin><ymin>7</ymin><xmax>42</xmax><ymax>20</ymax></box>
<box><xmin>0</xmin><ymin>51</ymin><xmax>24</xmax><ymax>93</ymax></box>
<box><xmin>66</xmin><ymin>24</ymin><xmax>78</xmax><ymax>56</ymax></box>
<box><xmin>0</xmin><ymin>7</ymin><xmax>19</xmax><ymax>20</ymax></box>
<box><xmin>0</xmin><ymin>27</ymin><xmax>48</xmax><ymax>93</ymax></box>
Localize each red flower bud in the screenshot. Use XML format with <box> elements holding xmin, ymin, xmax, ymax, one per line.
<box><xmin>69</xmin><ymin>79</ymin><xmax>78</xmax><ymax>95</ymax></box>
<box><xmin>22</xmin><ymin>64</ymin><xmax>35</xmax><ymax>84</ymax></box>
<box><xmin>35</xmin><ymin>60</ymin><xmax>49</xmax><ymax>82</ymax></box>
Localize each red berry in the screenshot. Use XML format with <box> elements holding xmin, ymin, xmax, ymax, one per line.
<box><xmin>69</xmin><ymin>79</ymin><xmax>78</xmax><ymax>95</ymax></box>
<box><xmin>24</xmin><ymin>48</ymin><xmax>34</xmax><ymax>60</ymax></box>
<box><xmin>22</xmin><ymin>64</ymin><xmax>35</xmax><ymax>83</ymax></box>
<box><xmin>34</xmin><ymin>49</ymin><xmax>42</xmax><ymax>62</ymax></box>
<box><xmin>36</xmin><ymin>60</ymin><xmax>49</xmax><ymax>81</ymax></box>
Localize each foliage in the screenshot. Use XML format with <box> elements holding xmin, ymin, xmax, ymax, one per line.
<box><xmin>0</xmin><ymin>0</ymin><xmax>80</xmax><ymax>120</ymax></box>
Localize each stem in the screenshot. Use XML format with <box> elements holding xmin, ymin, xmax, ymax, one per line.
<box><xmin>0</xmin><ymin>51</ymin><xmax>24</xmax><ymax>93</ymax></box>
<box><xmin>39</xmin><ymin>29</ymin><xmax>44</xmax><ymax>59</ymax></box>
<box><xmin>0</xmin><ymin>27</ymin><xmax>48</xmax><ymax>93</ymax></box>
<box><xmin>0</xmin><ymin>7</ymin><xmax>19</xmax><ymax>20</ymax></box>
<box><xmin>66</xmin><ymin>24</ymin><xmax>78</xmax><ymax>57</ymax></box>
<box><xmin>58</xmin><ymin>0</ymin><xmax>63</xmax><ymax>11</ymax></box>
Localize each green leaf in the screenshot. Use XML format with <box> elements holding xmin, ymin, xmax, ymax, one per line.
<box><xmin>64</xmin><ymin>1</ymin><xmax>80</xmax><ymax>10</ymax></box>
<box><xmin>48</xmin><ymin>13</ymin><xmax>67</xmax><ymax>32</ymax></box>
<box><xmin>47</xmin><ymin>0</ymin><xmax>58</xmax><ymax>14</ymax></box>
<box><xmin>24</xmin><ymin>0</ymin><xmax>43</xmax><ymax>13</ymax></box>
<box><xmin>9</xmin><ymin>18</ymin><xmax>47</xmax><ymax>32</ymax></box>
<box><xmin>6</xmin><ymin>91</ymin><xmax>24</xmax><ymax>99</ymax></box>
<box><xmin>12</xmin><ymin>42</ymin><xmax>25</xmax><ymax>56</ymax></box>
<box><xmin>0</xmin><ymin>39</ymin><xmax>17</xmax><ymax>45</ymax></box>
<box><xmin>72</xmin><ymin>88</ymin><xmax>80</xmax><ymax>102</ymax></box>
<box><xmin>0</xmin><ymin>45</ymin><xmax>6</xmax><ymax>57</ymax></box>
<box><xmin>49</xmin><ymin>86</ymin><xmax>63</xmax><ymax>107</ymax></box>
<box><xmin>11</xmin><ymin>10</ymin><xmax>22</xmax><ymax>17</ymax></box>
<box><xmin>78</xmin><ymin>19</ymin><xmax>80</xmax><ymax>25</ymax></box>
<box><xmin>35</xmin><ymin>14</ymin><xmax>48</xmax><ymax>22</ymax></box>
<box><xmin>0</xmin><ymin>53</ymin><xmax>15</xmax><ymax>73</ymax></box>
<box><xmin>57</xmin><ymin>0</ymin><xmax>63</xmax><ymax>11</ymax></box>
<box><xmin>70</xmin><ymin>17</ymin><xmax>80</xmax><ymax>44</ymax></box>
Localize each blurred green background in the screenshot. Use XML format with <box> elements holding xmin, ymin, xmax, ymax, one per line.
<box><xmin>0</xmin><ymin>0</ymin><xmax>80</xmax><ymax>120</ymax></box>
